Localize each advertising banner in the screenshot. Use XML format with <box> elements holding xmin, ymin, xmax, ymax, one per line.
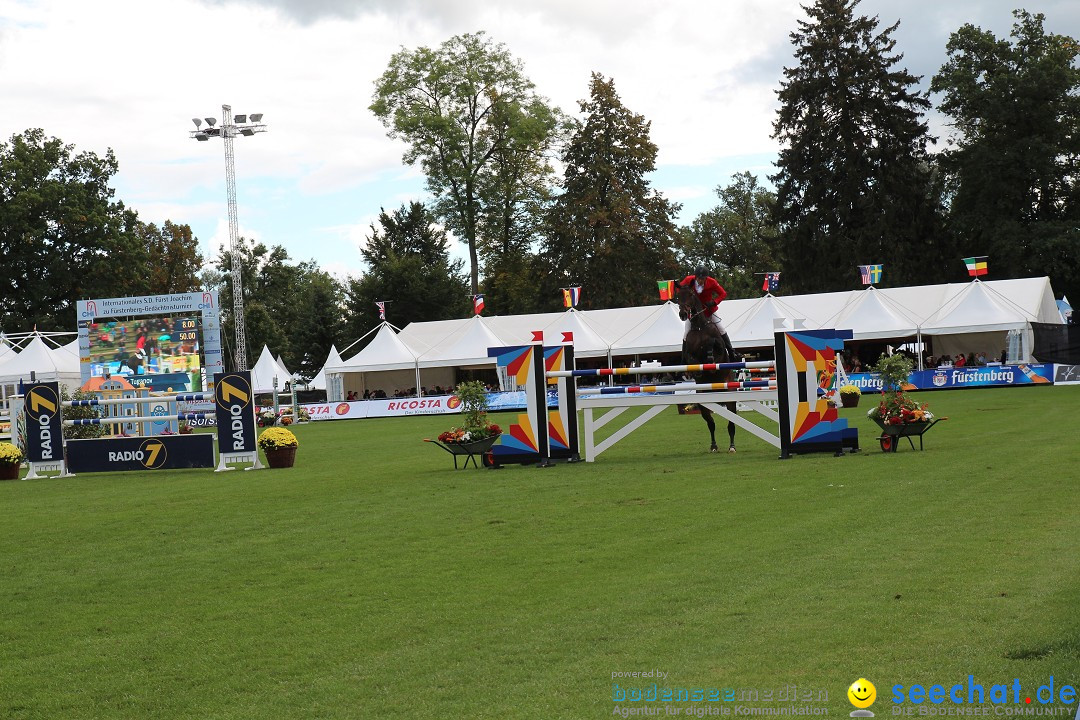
<box><xmin>845</xmin><ymin>363</ymin><xmax>1055</xmax><ymax>392</ymax></box>
<box><xmin>214</xmin><ymin>372</ymin><xmax>257</xmax><ymax>453</ymax></box>
<box><xmin>21</xmin><ymin>381</ymin><xmax>62</xmax><ymax>463</ymax></box>
<box><xmin>298</xmin><ymin>391</ymin><xmax>561</xmax><ymax>421</ymax></box>
<box><xmin>66</xmin><ymin>435</ymin><xmax>215</xmax><ymax>472</ymax></box>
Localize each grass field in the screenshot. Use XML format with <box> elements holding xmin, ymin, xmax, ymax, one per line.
<box><xmin>2</xmin><ymin>385</ymin><xmax>1079</xmax><ymax>719</ymax></box>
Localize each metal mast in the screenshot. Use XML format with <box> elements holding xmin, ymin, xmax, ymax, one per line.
<box><xmin>190</xmin><ymin>105</ymin><xmax>267</xmax><ymax>372</ymax></box>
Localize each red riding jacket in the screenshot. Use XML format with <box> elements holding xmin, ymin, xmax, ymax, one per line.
<box><xmin>679</xmin><ymin>275</ymin><xmax>727</xmax><ymax>316</ymax></box>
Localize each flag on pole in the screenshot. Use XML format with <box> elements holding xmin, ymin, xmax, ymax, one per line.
<box><xmin>473</xmin><ymin>294</ymin><xmax>485</xmax><ymax>314</ymax></box>
<box><xmin>376</xmin><ymin>301</ymin><xmax>386</xmax><ymax>320</ymax></box>
<box><xmin>562</xmin><ymin>286</ymin><xmax>581</xmax><ymax>308</ymax></box>
<box><xmin>859</xmin><ymin>264</ymin><xmax>883</xmax><ymax>285</ymax></box>
<box><xmin>963</xmin><ymin>256</ymin><xmax>989</xmax><ymax>277</ymax></box>
<box><xmin>762</xmin><ymin>272</ymin><xmax>781</xmax><ymax>292</ymax></box>
<box><xmin>657</xmin><ymin>280</ymin><xmax>675</xmax><ymax>301</ymax></box>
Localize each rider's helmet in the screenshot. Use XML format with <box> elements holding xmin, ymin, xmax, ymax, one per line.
<box><xmin>694</xmin><ymin>265</ymin><xmax>707</xmax><ymax>280</ymax></box>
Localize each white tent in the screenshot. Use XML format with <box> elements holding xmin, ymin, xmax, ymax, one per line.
<box><xmin>417</xmin><ymin>315</ymin><xmax>507</xmax><ymax>368</ymax></box>
<box><xmin>724</xmin><ymin>294</ymin><xmax>813</xmax><ymax>348</ymax></box>
<box><xmin>540</xmin><ymin>309</ymin><xmax>611</xmax><ymax>359</ymax></box>
<box><xmin>821</xmin><ymin>287</ymin><xmax>922</xmax><ymax>341</ymax></box>
<box><xmin>250</xmin><ymin>345</ymin><xmax>292</xmax><ymax>394</ymax></box>
<box><xmin>609</xmin><ymin>302</ymin><xmax>684</xmax><ymax>356</ymax></box>
<box><xmin>0</xmin><ymin>335</ymin><xmax>82</xmax><ymax>390</ymax></box>
<box><xmin>308</xmin><ymin>345</ymin><xmax>343</xmax><ymax>392</ymax></box>
<box><xmin>332</xmin><ymin>323</ymin><xmax>422</xmax><ymax>399</ymax></box>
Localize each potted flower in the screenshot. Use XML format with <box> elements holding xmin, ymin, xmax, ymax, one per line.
<box><xmin>296</xmin><ymin>407</ymin><xmax>311</xmax><ymax>423</ymax></box>
<box><xmin>178</xmin><ymin>420</ymin><xmax>194</xmax><ymax>435</ymax></box>
<box><xmin>0</xmin><ymin>442</ymin><xmax>24</xmax><ymax>480</ymax></box>
<box><xmin>839</xmin><ymin>384</ymin><xmax>861</xmax><ymax>408</ymax></box>
<box><xmin>258</xmin><ymin>408</ymin><xmax>277</xmax><ymax>427</ymax></box>
<box><xmin>258</xmin><ymin>426</ymin><xmax>298</xmax><ymax>468</ymax></box>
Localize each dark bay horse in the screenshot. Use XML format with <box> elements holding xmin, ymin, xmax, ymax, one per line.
<box><xmin>677</xmin><ymin>284</ymin><xmax>737</xmax><ymax>453</ymax></box>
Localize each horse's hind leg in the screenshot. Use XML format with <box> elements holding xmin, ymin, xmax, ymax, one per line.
<box><xmin>726</xmin><ymin>402</ymin><xmax>736</xmax><ymax>453</ymax></box>
<box><xmin>701</xmin><ymin>407</ymin><xmax>718</xmax><ymax>453</ymax></box>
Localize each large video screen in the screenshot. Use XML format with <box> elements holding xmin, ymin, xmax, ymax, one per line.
<box><xmin>86</xmin><ymin>317</ymin><xmax>202</xmax><ymax>391</ymax></box>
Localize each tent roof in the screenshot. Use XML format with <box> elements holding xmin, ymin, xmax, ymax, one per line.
<box><xmin>920</xmin><ymin>280</ymin><xmax>1036</xmax><ymax>335</ymax></box>
<box><xmin>820</xmin><ymin>287</ymin><xmax>921</xmax><ymax>340</ymax></box>
<box><xmin>0</xmin><ymin>335</ymin><xmax>81</xmax><ymax>384</ymax></box>
<box><xmin>336</xmin><ymin>323</ymin><xmax>419</xmax><ymax>373</ymax></box>
<box><xmin>250</xmin><ymin>345</ymin><xmax>291</xmax><ymax>393</ymax></box>
<box><xmin>608</xmin><ymin>302</ymin><xmax>684</xmax><ymax>355</ymax></box>
<box><xmin>417</xmin><ymin>315</ymin><xmax>507</xmax><ymax>368</ymax></box>
<box><xmin>308</xmin><ymin>344</ymin><xmax>343</xmax><ymax>391</ymax></box>
<box><xmin>724</xmin><ymin>295</ymin><xmax>814</xmax><ymax>348</ymax></box>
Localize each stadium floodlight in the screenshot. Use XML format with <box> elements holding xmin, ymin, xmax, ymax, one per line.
<box><xmin>192</xmin><ymin>118</ymin><xmax>203</xmax><ymax>129</ymax></box>
<box><xmin>187</xmin><ymin>104</ymin><xmax>268</xmax><ymax>371</ymax></box>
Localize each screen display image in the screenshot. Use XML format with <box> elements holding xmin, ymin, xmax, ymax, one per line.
<box><xmin>86</xmin><ymin>317</ymin><xmax>202</xmax><ymax>391</ymax></box>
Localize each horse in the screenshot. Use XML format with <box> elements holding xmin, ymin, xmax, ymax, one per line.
<box><xmin>676</xmin><ymin>283</ymin><xmax>737</xmax><ymax>453</ymax></box>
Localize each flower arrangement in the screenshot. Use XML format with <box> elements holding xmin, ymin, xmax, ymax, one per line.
<box><xmin>839</xmin><ymin>384</ymin><xmax>861</xmax><ymax>397</ymax></box>
<box><xmin>178</xmin><ymin>421</ymin><xmax>194</xmax><ymax>435</ymax></box>
<box><xmin>437</xmin><ymin>423</ymin><xmax>503</xmax><ymax>444</ymax></box>
<box><xmin>258</xmin><ymin>426</ymin><xmax>298</xmax><ymax>451</ymax></box>
<box><xmin>866</xmin><ymin>353</ymin><xmax>933</xmax><ymax>425</ymax></box>
<box><xmin>258</xmin><ymin>408</ymin><xmax>277</xmax><ymax>427</ymax></box>
<box><xmin>297</xmin><ymin>407</ymin><xmax>311</xmax><ymax>422</ymax></box>
<box><xmin>0</xmin><ymin>442</ymin><xmax>24</xmax><ymax>466</ymax></box>
<box><xmin>436</xmin><ymin>381</ymin><xmax>502</xmax><ymax>444</ymax></box>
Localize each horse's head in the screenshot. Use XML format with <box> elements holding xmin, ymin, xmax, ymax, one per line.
<box><xmin>677</xmin><ymin>283</ymin><xmax>709</xmax><ymax>331</ymax></box>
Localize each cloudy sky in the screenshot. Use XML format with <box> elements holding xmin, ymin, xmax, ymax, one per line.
<box><xmin>2</xmin><ymin>0</ymin><xmax>1077</xmax><ymax>280</ymax></box>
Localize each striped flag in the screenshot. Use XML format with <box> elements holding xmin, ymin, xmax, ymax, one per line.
<box><xmin>859</xmin><ymin>264</ymin><xmax>883</xmax><ymax>285</ymax></box>
<box><xmin>473</xmin><ymin>294</ymin><xmax>485</xmax><ymax>314</ymax></box>
<box><xmin>762</xmin><ymin>272</ymin><xmax>781</xmax><ymax>292</ymax></box>
<box><xmin>964</xmin><ymin>256</ymin><xmax>989</xmax><ymax>277</ymax></box>
<box><xmin>657</xmin><ymin>280</ymin><xmax>675</xmax><ymax>301</ymax></box>
<box><xmin>562</xmin><ymin>286</ymin><xmax>581</xmax><ymax>308</ymax></box>
<box><xmin>375</xmin><ymin>301</ymin><xmax>386</xmax><ymax>320</ymax></box>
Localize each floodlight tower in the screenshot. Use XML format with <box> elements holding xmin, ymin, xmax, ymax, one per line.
<box><xmin>190</xmin><ymin>105</ymin><xmax>267</xmax><ymax>371</ymax></box>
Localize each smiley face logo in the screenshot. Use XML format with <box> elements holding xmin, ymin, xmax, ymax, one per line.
<box><xmin>848</xmin><ymin>678</ymin><xmax>876</xmax><ymax>709</ymax></box>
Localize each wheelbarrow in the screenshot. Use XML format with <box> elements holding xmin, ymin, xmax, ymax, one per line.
<box><xmin>872</xmin><ymin>417</ymin><xmax>947</xmax><ymax>452</ymax></box>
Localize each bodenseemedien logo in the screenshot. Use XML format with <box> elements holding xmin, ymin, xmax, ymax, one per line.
<box><xmin>849</xmin><ymin>678</ymin><xmax>877</xmax><ymax>717</ymax></box>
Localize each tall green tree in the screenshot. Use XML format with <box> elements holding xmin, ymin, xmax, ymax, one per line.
<box><xmin>678</xmin><ymin>172</ymin><xmax>781</xmax><ymax>298</ymax></box>
<box><xmin>343</xmin><ymin>203</ymin><xmax>468</xmax><ymax>341</ymax></box>
<box><xmin>931</xmin><ymin>10</ymin><xmax>1080</xmax><ymax>300</ymax></box>
<box><xmin>541</xmin><ymin>73</ymin><xmax>681</xmax><ymax>310</ymax></box>
<box><xmin>0</xmin><ymin>129</ymin><xmax>143</xmax><ymax>331</ymax></box>
<box><xmin>132</xmin><ymin>220</ymin><xmax>203</xmax><ymax>295</ymax></box>
<box><xmin>771</xmin><ymin>0</ymin><xmax>948</xmax><ymax>293</ymax></box>
<box><xmin>370</xmin><ymin>32</ymin><xmax>561</xmax><ymax>294</ymax></box>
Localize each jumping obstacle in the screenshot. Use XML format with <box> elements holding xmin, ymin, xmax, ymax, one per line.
<box><xmin>15</xmin><ymin>372</ymin><xmax>262</xmax><ymax>477</ymax></box>
<box><xmin>488</xmin><ymin>328</ymin><xmax>859</xmax><ymax>465</ymax></box>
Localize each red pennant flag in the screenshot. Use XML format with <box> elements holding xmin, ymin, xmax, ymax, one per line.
<box><xmin>531</xmin><ymin>330</ymin><xmax>544</xmax><ymax>343</ymax></box>
<box><xmin>562</xmin><ymin>332</ymin><xmax>574</xmax><ymax>343</ymax></box>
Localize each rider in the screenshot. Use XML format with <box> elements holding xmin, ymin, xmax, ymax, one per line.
<box><xmin>678</xmin><ymin>265</ymin><xmax>739</xmax><ymax>361</ymax></box>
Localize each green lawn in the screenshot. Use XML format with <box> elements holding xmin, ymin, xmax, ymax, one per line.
<box><xmin>1</xmin><ymin>385</ymin><xmax>1079</xmax><ymax>719</ymax></box>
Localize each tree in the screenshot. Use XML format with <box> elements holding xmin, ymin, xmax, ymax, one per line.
<box><xmin>370</xmin><ymin>32</ymin><xmax>561</xmax><ymax>294</ymax></box>
<box><xmin>540</xmin><ymin>73</ymin><xmax>681</xmax><ymax>310</ymax></box>
<box><xmin>215</xmin><ymin>239</ymin><xmax>343</xmax><ymax>374</ymax></box>
<box><xmin>133</xmin><ymin>220</ymin><xmax>203</xmax><ymax>295</ymax></box>
<box><xmin>342</xmin><ymin>203</ymin><xmax>468</xmax><ymax>341</ymax></box>
<box><xmin>771</xmin><ymin>0</ymin><xmax>948</xmax><ymax>293</ymax></box>
<box><xmin>678</xmin><ymin>173</ymin><xmax>781</xmax><ymax>298</ymax></box>
<box><xmin>931</xmin><ymin>10</ymin><xmax>1080</xmax><ymax>300</ymax></box>
<box><xmin>0</xmin><ymin>129</ymin><xmax>143</xmax><ymax>331</ymax></box>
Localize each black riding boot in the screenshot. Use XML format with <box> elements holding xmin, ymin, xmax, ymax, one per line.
<box><xmin>720</xmin><ymin>332</ymin><xmax>740</xmax><ymax>362</ymax></box>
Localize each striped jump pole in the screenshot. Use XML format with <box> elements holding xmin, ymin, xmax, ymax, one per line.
<box><xmin>63</xmin><ymin>393</ymin><xmax>214</xmax><ymax>407</ymax></box>
<box><xmin>579</xmin><ymin>380</ymin><xmax>777</xmax><ymax>395</ymax></box>
<box><xmin>64</xmin><ymin>413</ymin><xmax>214</xmax><ymax>426</ymax></box>
<box><xmin>547</xmin><ymin>360</ymin><xmax>775</xmax><ymax>378</ymax></box>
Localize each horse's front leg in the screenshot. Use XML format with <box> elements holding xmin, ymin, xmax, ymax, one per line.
<box><xmin>726</xmin><ymin>402</ymin><xmax>737</xmax><ymax>453</ymax></box>
<box><xmin>701</xmin><ymin>407</ymin><xmax>718</xmax><ymax>453</ymax></box>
